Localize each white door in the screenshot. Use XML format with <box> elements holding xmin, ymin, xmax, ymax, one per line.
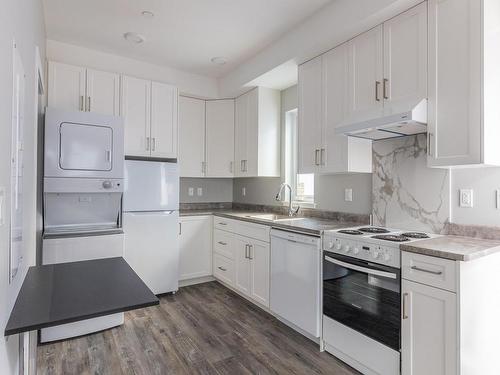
<box><xmin>86</xmin><ymin>68</ymin><xmax>120</xmax><ymax>116</ymax></box>
<box><xmin>427</xmin><ymin>0</ymin><xmax>481</xmax><ymax>167</ymax></box>
<box><xmin>234</xmin><ymin>93</ymin><xmax>248</xmax><ymax>177</ymax></box>
<box><xmin>151</xmin><ymin>82</ymin><xmax>178</xmax><ymax>158</ymax></box>
<box><xmin>48</xmin><ymin>61</ymin><xmax>86</xmax><ymax>112</ymax></box>
<box><xmin>298</xmin><ymin>56</ymin><xmax>323</xmax><ymax>174</ymax></box>
<box><xmin>249</xmin><ymin>240</ymin><xmax>270</xmax><ymax>307</ymax></box>
<box><xmin>123</xmin><ymin>211</ymin><xmax>179</xmax><ymax>295</ymax></box>
<box><xmin>345</xmin><ymin>25</ymin><xmax>384</xmax><ymax>123</ymax></box>
<box><xmin>121</xmin><ymin>75</ymin><xmax>151</xmax><ymax>157</ymax></box>
<box><xmin>383</xmin><ymin>2</ymin><xmax>427</xmax><ymax>115</ymax></box>
<box><xmin>178</xmin><ymin>96</ymin><xmax>206</xmax><ymax>177</ymax></box>
<box><xmin>245</xmin><ymin>88</ymin><xmax>259</xmax><ymax>177</ymax></box>
<box><xmin>179</xmin><ymin>216</ymin><xmax>212</xmax><ymax>281</ymax></box>
<box><xmin>206</xmin><ymin>100</ymin><xmax>235</xmax><ymax>177</ymax></box>
<box><xmin>234</xmin><ymin>236</ymin><xmax>251</xmax><ymax>296</ymax></box>
<box><xmin>401</xmin><ymin>279</ymin><xmax>458</xmax><ymax>375</ymax></box>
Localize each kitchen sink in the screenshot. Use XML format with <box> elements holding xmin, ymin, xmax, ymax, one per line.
<box><xmin>246</xmin><ymin>214</ymin><xmax>306</xmax><ymax>222</ymax></box>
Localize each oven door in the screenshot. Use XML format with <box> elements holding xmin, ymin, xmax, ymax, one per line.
<box><xmin>323</xmin><ymin>251</ymin><xmax>400</xmax><ymax>351</ymax></box>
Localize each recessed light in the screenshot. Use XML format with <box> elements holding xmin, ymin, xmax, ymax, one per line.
<box><xmin>210</xmin><ymin>56</ymin><xmax>227</xmax><ymax>65</ymax></box>
<box><xmin>141</xmin><ymin>10</ymin><xmax>154</xmax><ymax>18</ymax></box>
<box><xmin>123</xmin><ymin>32</ymin><xmax>145</xmax><ymax>44</ymax></box>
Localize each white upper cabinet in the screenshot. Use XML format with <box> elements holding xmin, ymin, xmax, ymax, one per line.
<box><xmin>298</xmin><ymin>56</ymin><xmax>323</xmax><ymax>174</ymax></box>
<box><xmin>427</xmin><ymin>0</ymin><xmax>500</xmax><ymax>167</ymax></box>
<box><xmin>383</xmin><ymin>2</ymin><xmax>427</xmax><ymax>115</ymax></box>
<box><xmin>234</xmin><ymin>87</ymin><xmax>280</xmax><ymax>178</ymax></box>
<box><xmin>121</xmin><ymin>76</ymin><xmax>151</xmax><ymax>157</ymax></box>
<box><xmin>179</xmin><ymin>96</ymin><xmax>206</xmax><ymax>177</ymax></box>
<box><xmin>206</xmin><ymin>100</ymin><xmax>235</xmax><ymax>177</ymax></box>
<box><xmin>298</xmin><ymin>45</ymin><xmax>372</xmax><ymax>174</ymax></box>
<box><xmin>86</xmin><ymin>68</ymin><xmax>120</xmax><ymax>116</ymax></box>
<box><xmin>345</xmin><ymin>25</ymin><xmax>384</xmax><ymax>123</ymax></box>
<box><xmin>49</xmin><ymin>62</ymin><xmax>119</xmax><ymax>116</ymax></box>
<box><xmin>121</xmin><ymin>75</ymin><xmax>178</xmax><ymax>158</ymax></box>
<box><xmin>48</xmin><ymin>62</ymin><xmax>86</xmax><ymax>112</ymax></box>
<box><xmin>151</xmin><ymin>82</ymin><xmax>178</xmax><ymax>158</ymax></box>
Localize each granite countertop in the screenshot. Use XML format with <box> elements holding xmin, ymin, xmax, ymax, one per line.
<box><xmin>180</xmin><ymin>209</ymin><xmax>362</xmax><ymax>235</ymax></box>
<box><xmin>400</xmin><ymin>236</ymin><xmax>500</xmax><ymax>261</ymax></box>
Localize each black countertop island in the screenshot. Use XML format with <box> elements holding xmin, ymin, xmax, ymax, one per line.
<box><xmin>5</xmin><ymin>257</ymin><xmax>159</xmax><ymax>336</ymax></box>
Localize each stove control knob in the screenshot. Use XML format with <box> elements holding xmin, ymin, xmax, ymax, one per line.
<box><xmin>102</xmin><ymin>180</ymin><xmax>113</xmax><ymax>189</ymax></box>
<box><xmin>335</xmin><ymin>243</ymin><xmax>342</xmax><ymax>250</ymax></box>
<box><xmin>372</xmin><ymin>251</ymin><xmax>379</xmax><ymax>259</ymax></box>
<box><xmin>344</xmin><ymin>245</ymin><xmax>351</xmax><ymax>253</ymax></box>
<box><xmin>353</xmin><ymin>247</ymin><xmax>360</xmax><ymax>254</ymax></box>
<box><xmin>328</xmin><ymin>241</ymin><xmax>335</xmax><ymax>249</ymax></box>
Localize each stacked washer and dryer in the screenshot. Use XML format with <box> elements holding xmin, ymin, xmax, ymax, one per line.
<box><xmin>41</xmin><ymin>108</ymin><xmax>125</xmax><ymax>342</ymax></box>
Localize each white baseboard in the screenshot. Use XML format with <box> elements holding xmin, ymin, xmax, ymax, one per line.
<box><xmin>179</xmin><ymin>276</ymin><xmax>215</xmax><ymax>288</ymax></box>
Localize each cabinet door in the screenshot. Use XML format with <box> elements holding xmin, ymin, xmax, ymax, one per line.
<box><xmin>345</xmin><ymin>25</ymin><xmax>384</xmax><ymax>123</ymax></box>
<box><xmin>179</xmin><ymin>216</ymin><xmax>212</xmax><ymax>281</ymax></box>
<box><xmin>206</xmin><ymin>100</ymin><xmax>235</xmax><ymax>177</ymax></box>
<box><xmin>298</xmin><ymin>56</ymin><xmax>323</xmax><ymax>174</ymax></box>
<box><xmin>234</xmin><ymin>93</ymin><xmax>248</xmax><ymax>177</ymax></box>
<box><xmin>383</xmin><ymin>2</ymin><xmax>427</xmax><ymax>115</ymax></box>
<box><xmin>48</xmin><ymin>62</ymin><xmax>86</xmax><ymax>112</ymax></box>
<box><xmin>121</xmin><ymin>75</ymin><xmax>151</xmax><ymax>157</ymax></box>
<box><xmin>86</xmin><ymin>68</ymin><xmax>120</xmax><ymax>116</ymax></box>
<box><xmin>401</xmin><ymin>280</ymin><xmax>458</xmax><ymax>375</ymax></box>
<box><xmin>151</xmin><ymin>82</ymin><xmax>178</xmax><ymax>158</ymax></box>
<box><xmin>427</xmin><ymin>0</ymin><xmax>481</xmax><ymax>167</ymax></box>
<box><xmin>178</xmin><ymin>96</ymin><xmax>205</xmax><ymax>177</ymax></box>
<box><xmin>234</xmin><ymin>236</ymin><xmax>251</xmax><ymax>296</ymax></box>
<box><xmin>245</xmin><ymin>88</ymin><xmax>259</xmax><ymax>177</ymax></box>
<box><xmin>249</xmin><ymin>240</ymin><xmax>270</xmax><ymax>307</ymax></box>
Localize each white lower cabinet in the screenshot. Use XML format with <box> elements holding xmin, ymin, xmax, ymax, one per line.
<box><xmin>212</xmin><ymin>219</ymin><xmax>270</xmax><ymax>308</ymax></box>
<box><xmin>401</xmin><ymin>279</ymin><xmax>458</xmax><ymax>375</ymax></box>
<box><xmin>179</xmin><ymin>216</ymin><xmax>212</xmax><ymax>281</ymax></box>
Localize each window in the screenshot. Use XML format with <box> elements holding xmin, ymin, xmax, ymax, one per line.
<box><xmin>284</xmin><ymin>109</ymin><xmax>314</xmax><ymax>205</ymax></box>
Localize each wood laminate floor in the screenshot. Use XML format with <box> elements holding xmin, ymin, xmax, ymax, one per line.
<box><xmin>37</xmin><ymin>281</ymin><xmax>359</xmax><ymax>375</ymax></box>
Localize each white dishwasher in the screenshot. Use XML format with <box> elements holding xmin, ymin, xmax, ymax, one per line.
<box><xmin>270</xmin><ymin>229</ymin><xmax>321</xmax><ymax>338</ymax></box>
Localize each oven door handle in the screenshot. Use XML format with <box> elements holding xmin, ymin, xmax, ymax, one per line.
<box><xmin>324</xmin><ymin>255</ymin><xmax>397</xmax><ymax>280</ymax></box>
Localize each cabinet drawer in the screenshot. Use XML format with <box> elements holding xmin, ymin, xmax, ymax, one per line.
<box><xmin>213</xmin><ymin>254</ymin><xmax>235</xmax><ymax>286</ymax></box>
<box><xmin>214</xmin><ymin>217</ymin><xmax>236</xmax><ymax>232</ymax></box>
<box><xmin>213</xmin><ymin>229</ymin><xmax>235</xmax><ymax>259</ymax></box>
<box><xmin>402</xmin><ymin>252</ymin><xmax>457</xmax><ymax>292</ymax></box>
<box><xmin>213</xmin><ymin>216</ymin><xmax>270</xmax><ymax>243</ymax></box>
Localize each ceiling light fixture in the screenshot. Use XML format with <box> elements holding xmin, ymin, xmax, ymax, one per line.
<box><xmin>210</xmin><ymin>56</ymin><xmax>227</xmax><ymax>65</ymax></box>
<box><xmin>141</xmin><ymin>10</ymin><xmax>154</xmax><ymax>18</ymax></box>
<box><xmin>123</xmin><ymin>32</ymin><xmax>145</xmax><ymax>44</ymax></box>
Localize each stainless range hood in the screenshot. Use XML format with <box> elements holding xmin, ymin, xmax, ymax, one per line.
<box><xmin>335</xmin><ymin>99</ymin><xmax>427</xmax><ymax>140</ymax></box>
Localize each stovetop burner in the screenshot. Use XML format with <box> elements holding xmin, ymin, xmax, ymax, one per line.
<box><xmin>401</xmin><ymin>232</ymin><xmax>430</xmax><ymax>239</ymax></box>
<box><xmin>338</xmin><ymin>229</ymin><xmax>364</xmax><ymax>235</ymax></box>
<box><xmin>359</xmin><ymin>227</ymin><xmax>391</xmax><ymax>234</ymax></box>
<box><xmin>372</xmin><ymin>234</ymin><xmax>411</xmax><ymax>242</ymax></box>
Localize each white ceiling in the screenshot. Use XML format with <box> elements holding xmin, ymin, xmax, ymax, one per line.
<box><xmin>42</xmin><ymin>0</ymin><xmax>332</xmax><ymax>78</ymax></box>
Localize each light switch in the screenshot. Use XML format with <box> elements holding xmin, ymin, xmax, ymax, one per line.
<box><xmin>188</xmin><ymin>187</ymin><xmax>194</xmax><ymax>196</ymax></box>
<box><xmin>0</xmin><ymin>187</ymin><xmax>5</xmax><ymax>226</ymax></box>
<box><xmin>344</xmin><ymin>188</ymin><xmax>353</xmax><ymax>202</ymax></box>
<box><xmin>197</xmin><ymin>187</ymin><xmax>203</xmax><ymax>196</ymax></box>
<box><xmin>459</xmin><ymin>189</ymin><xmax>473</xmax><ymax>208</ymax></box>
<box><xmin>242</xmin><ymin>187</ymin><xmax>246</xmax><ymax>197</ymax></box>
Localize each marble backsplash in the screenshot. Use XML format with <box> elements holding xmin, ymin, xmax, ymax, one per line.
<box><xmin>372</xmin><ymin>134</ymin><xmax>450</xmax><ymax>233</ymax></box>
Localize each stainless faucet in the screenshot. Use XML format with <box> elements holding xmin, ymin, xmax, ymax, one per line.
<box><xmin>275</xmin><ymin>183</ymin><xmax>300</xmax><ymax>217</ymax></box>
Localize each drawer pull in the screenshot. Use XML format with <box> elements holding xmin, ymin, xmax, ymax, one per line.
<box><xmin>218</xmin><ymin>222</ymin><xmax>227</xmax><ymax>226</ymax></box>
<box><xmin>411</xmin><ymin>265</ymin><xmax>443</xmax><ymax>275</ymax></box>
<box><xmin>402</xmin><ymin>292</ymin><xmax>409</xmax><ymax>319</ymax></box>
<box><xmin>218</xmin><ymin>241</ymin><xmax>227</xmax><ymax>246</ymax></box>
<box><xmin>217</xmin><ymin>266</ymin><xmax>227</xmax><ymax>272</ymax></box>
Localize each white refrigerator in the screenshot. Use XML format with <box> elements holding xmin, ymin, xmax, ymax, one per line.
<box><xmin>123</xmin><ymin>160</ymin><xmax>180</xmax><ymax>295</ymax></box>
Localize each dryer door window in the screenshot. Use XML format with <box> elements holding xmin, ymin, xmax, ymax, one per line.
<box><xmin>59</xmin><ymin>122</ymin><xmax>113</xmax><ymax>171</ymax></box>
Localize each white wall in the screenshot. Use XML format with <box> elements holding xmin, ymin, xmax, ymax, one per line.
<box><xmin>47</xmin><ymin>40</ymin><xmax>218</xmax><ymax>99</ymax></box>
<box><xmin>218</xmin><ymin>0</ymin><xmax>422</xmax><ymax>96</ymax></box>
<box><xmin>0</xmin><ymin>0</ymin><xmax>46</xmax><ymax>374</ymax></box>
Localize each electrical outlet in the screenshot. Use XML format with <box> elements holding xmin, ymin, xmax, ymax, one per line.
<box><xmin>344</xmin><ymin>188</ymin><xmax>353</xmax><ymax>202</ymax></box>
<box><xmin>459</xmin><ymin>189</ymin><xmax>473</xmax><ymax>208</ymax></box>
<box><xmin>197</xmin><ymin>187</ymin><xmax>203</xmax><ymax>196</ymax></box>
<box><xmin>0</xmin><ymin>187</ymin><xmax>5</xmax><ymax>226</ymax></box>
<box><xmin>188</xmin><ymin>187</ymin><xmax>194</xmax><ymax>196</ymax></box>
<box><xmin>242</xmin><ymin>187</ymin><xmax>246</xmax><ymax>196</ymax></box>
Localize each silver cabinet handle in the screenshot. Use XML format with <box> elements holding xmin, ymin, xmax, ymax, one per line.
<box><xmin>248</xmin><ymin>244</ymin><xmax>253</xmax><ymax>260</ymax></box>
<box><xmin>244</xmin><ymin>244</ymin><xmax>249</xmax><ymax>259</ymax></box>
<box><xmin>179</xmin><ymin>222</ymin><xmax>182</xmax><ymax>235</ymax></box>
<box><xmin>105</xmin><ymin>150</ymin><xmax>111</xmax><ymax>162</ymax></box>
<box><xmin>218</xmin><ymin>222</ymin><xmax>227</xmax><ymax>226</ymax></box>
<box><xmin>152</xmin><ymin>137</ymin><xmax>156</xmax><ymax>152</ymax></box>
<box><xmin>411</xmin><ymin>265</ymin><xmax>442</xmax><ymax>275</ymax></box>
<box><xmin>79</xmin><ymin>95</ymin><xmax>84</xmax><ymax>111</ymax></box>
<box><xmin>240</xmin><ymin>160</ymin><xmax>244</xmax><ymax>172</ymax></box>
<box><xmin>218</xmin><ymin>241</ymin><xmax>227</xmax><ymax>246</ymax></box>
<box><xmin>320</xmin><ymin>148</ymin><xmax>325</xmax><ymax>166</ymax></box>
<box><xmin>243</xmin><ymin>160</ymin><xmax>248</xmax><ymax>172</ymax></box>
<box><xmin>375</xmin><ymin>81</ymin><xmax>381</xmax><ymax>102</ymax></box>
<box><xmin>314</xmin><ymin>149</ymin><xmax>320</xmax><ymax>166</ymax></box>
<box><xmin>383</xmin><ymin>78</ymin><xmax>389</xmax><ymax>100</ymax></box>
<box><xmin>146</xmin><ymin>137</ymin><xmax>150</xmax><ymax>151</ymax></box>
<box><xmin>229</xmin><ymin>161</ymin><xmax>233</xmax><ymax>174</ymax></box>
<box><xmin>427</xmin><ymin>133</ymin><xmax>433</xmax><ymax>157</ymax></box>
<box><xmin>87</xmin><ymin>96</ymin><xmax>91</xmax><ymax>111</ymax></box>
<box><xmin>218</xmin><ymin>266</ymin><xmax>227</xmax><ymax>272</ymax></box>
<box><xmin>402</xmin><ymin>292</ymin><xmax>409</xmax><ymax>319</ymax></box>
<box><xmin>201</xmin><ymin>161</ymin><xmax>206</xmax><ymax>174</ymax></box>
